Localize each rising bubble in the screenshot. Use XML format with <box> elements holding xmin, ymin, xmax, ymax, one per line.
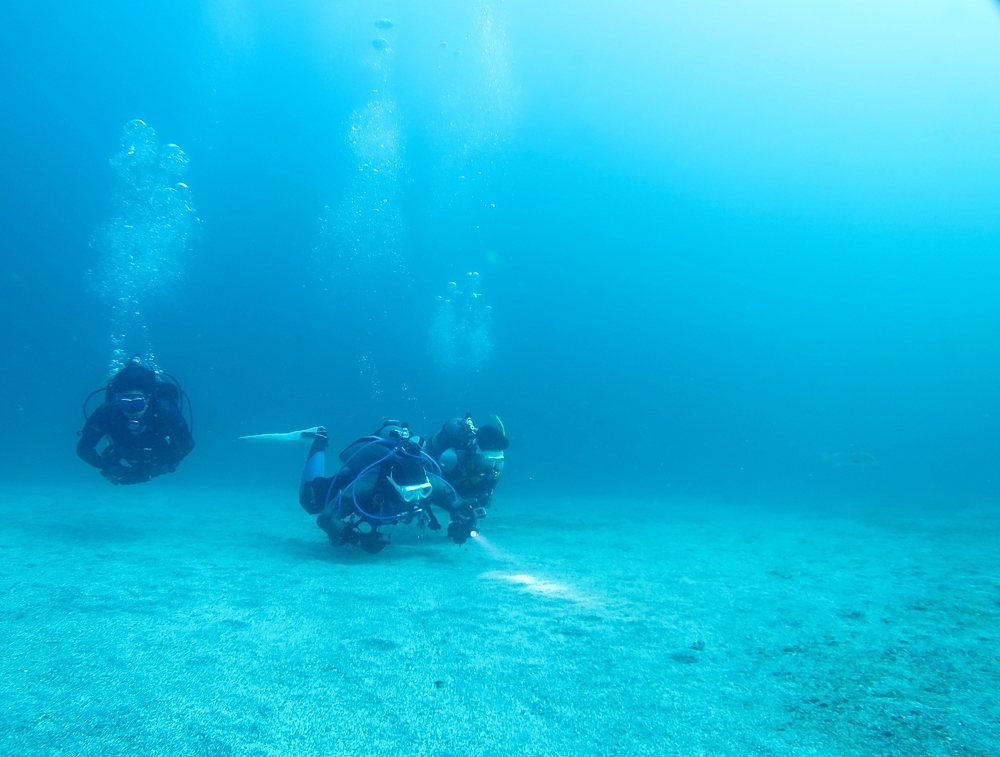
<box><xmin>92</xmin><ymin>120</ymin><xmax>198</xmax><ymax>371</ymax></box>
<box><xmin>429</xmin><ymin>272</ymin><xmax>494</xmax><ymax>373</ymax></box>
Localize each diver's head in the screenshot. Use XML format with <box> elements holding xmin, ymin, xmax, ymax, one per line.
<box><xmin>375</xmin><ymin>419</ymin><xmax>411</xmax><ymax>441</ymax></box>
<box><xmin>473</xmin><ymin>419</ymin><xmax>507</xmax><ymax>475</ymax></box>
<box><xmin>475</xmin><ymin>422</ymin><xmax>509</xmax><ymax>452</ymax></box>
<box><xmin>110</xmin><ymin>358</ymin><xmax>157</xmax><ymax>396</ymax></box>
<box><xmin>386</xmin><ymin>456</ymin><xmax>432</xmax><ymax>503</ymax></box>
<box><xmin>110</xmin><ymin>358</ymin><xmax>156</xmax><ymax>423</ymax></box>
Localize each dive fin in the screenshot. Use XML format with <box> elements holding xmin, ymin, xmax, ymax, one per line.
<box><xmin>238</xmin><ymin>427</ymin><xmax>322</xmax><ymax>442</ymax></box>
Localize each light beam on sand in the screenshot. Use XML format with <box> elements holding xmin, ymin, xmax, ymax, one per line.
<box><xmin>468</xmin><ymin>531</ymin><xmax>507</xmax><ymax>560</ymax></box>
<box><xmin>473</xmin><ymin>533</ymin><xmax>595</xmax><ymax>604</ymax></box>
<box><xmin>479</xmin><ymin>571</ymin><xmax>591</xmax><ymax>603</ymax></box>
<box><xmin>472</xmin><ymin>535</ymin><xmax>597</xmax><ymax>605</ymax></box>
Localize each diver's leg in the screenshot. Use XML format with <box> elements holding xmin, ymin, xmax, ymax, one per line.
<box><xmin>301</xmin><ymin>427</ymin><xmax>328</xmax><ymax>481</ymax></box>
<box><xmin>300</xmin><ymin>428</ymin><xmax>328</xmax><ymax>483</ymax></box>
<box><xmin>299</xmin><ymin>427</ymin><xmax>329</xmax><ymax>514</ymax></box>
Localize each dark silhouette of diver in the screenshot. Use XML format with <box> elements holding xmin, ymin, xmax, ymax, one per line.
<box><xmin>77</xmin><ymin>356</ymin><xmax>194</xmax><ymax>485</ymax></box>
<box><xmin>422</xmin><ymin>414</ymin><xmax>509</xmax><ymax>544</ymax></box>
<box><xmin>298</xmin><ymin>420</ymin><xmax>463</xmax><ymax>553</ymax></box>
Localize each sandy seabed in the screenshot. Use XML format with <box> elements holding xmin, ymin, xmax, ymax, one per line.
<box><xmin>0</xmin><ymin>483</ymin><xmax>997</xmax><ymax>756</ymax></box>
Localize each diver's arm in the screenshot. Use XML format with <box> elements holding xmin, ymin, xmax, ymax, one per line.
<box><xmin>115</xmin><ymin>402</ymin><xmax>194</xmax><ymax>482</ymax></box>
<box><xmin>76</xmin><ymin>405</ymin><xmax>111</xmax><ymax>469</ymax></box>
<box><xmin>415</xmin><ymin>479</ymin><xmax>445</xmax><ymax>531</ymax></box>
<box><xmin>423</xmin><ymin>504</ymin><xmax>442</xmax><ymax>531</ymax></box>
<box><xmin>163</xmin><ymin>403</ymin><xmax>194</xmax><ymax>470</ymax></box>
<box><xmin>174</xmin><ymin>420</ymin><xmax>195</xmax><ymax>462</ymax></box>
<box><xmin>427</xmin><ymin>475</ymin><xmax>458</xmax><ymax>515</ymax></box>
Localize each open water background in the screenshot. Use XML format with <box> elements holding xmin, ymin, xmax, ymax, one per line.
<box><xmin>2</xmin><ymin>0</ymin><xmax>1000</xmax><ymax>503</ymax></box>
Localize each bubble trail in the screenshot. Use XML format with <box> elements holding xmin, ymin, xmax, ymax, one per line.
<box><xmin>429</xmin><ymin>271</ymin><xmax>494</xmax><ymax>373</ymax></box>
<box><xmin>315</xmin><ymin>36</ymin><xmax>405</xmax><ymax>283</ymax></box>
<box><xmin>91</xmin><ymin>120</ymin><xmax>198</xmax><ymax>371</ymax></box>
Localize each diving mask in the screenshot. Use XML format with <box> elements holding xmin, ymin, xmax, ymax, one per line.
<box><xmin>117</xmin><ymin>394</ymin><xmax>148</xmax><ymax>415</ymax></box>
<box><xmin>482</xmin><ymin>449</ymin><xmax>505</xmax><ymax>472</ymax></box>
<box><xmin>389</xmin><ymin>474</ymin><xmax>432</xmax><ymax>502</ymax></box>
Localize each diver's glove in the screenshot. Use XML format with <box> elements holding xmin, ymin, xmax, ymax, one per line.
<box><xmin>102</xmin><ymin>460</ymin><xmax>154</xmax><ymax>485</ymax></box>
<box><xmin>425</xmin><ymin>508</ymin><xmax>442</xmax><ymax>531</ymax></box>
<box><xmin>101</xmin><ymin>461</ymin><xmax>127</xmax><ymax>485</ymax></box>
<box><xmin>120</xmin><ymin>468</ymin><xmax>152</xmax><ymax>485</ymax></box>
<box><xmin>446</xmin><ymin>517</ymin><xmax>476</xmax><ymax>546</ymax></box>
<box><xmin>146</xmin><ymin>463</ymin><xmax>175</xmax><ymax>480</ymax></box>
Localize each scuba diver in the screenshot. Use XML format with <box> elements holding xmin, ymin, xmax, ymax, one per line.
<box><xmin>77</xmin><ymin>356</ymin><xmax>194</xmax><ymax>485</ymax></box>
<box><xmin>298</xmin><ymin>420</ymin><xmax>463</xmax><ymax>554</ymax></box>
<box><xmin>422</xmin><ymin>414</ymin><xmax>509</xmax><ymax>545</ymax></box>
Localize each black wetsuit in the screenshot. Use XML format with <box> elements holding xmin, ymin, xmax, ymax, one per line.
<box><xmin>301</xmin><ymin>466</ymin><xmax>453</xmax><ymax>520</ymax></box>
<box><xmin>77</xmin><ymin>397</ymin><xmax>194</xmax><ymax>485</ymax></box>
<box><xmin>299</xmin><ymin>432</ymin><xmax>455</xmax><ymax>551</ymax></box>
<box><xmin>442</xmin><ymin>448</ymin><xmax>501</xmax><ymax>508</ymax></box>
<box><xmin>424</xmin><ymin>420</ymin><xmax>503</xmax><ymax>509</ymax></box>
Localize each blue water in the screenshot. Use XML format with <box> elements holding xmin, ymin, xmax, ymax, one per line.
<box><xmin>1</xmin><ymin>2</ymin><xmax>1000</xmax><ymax>753</ymax></box>
<box><xmin>2</xmin><ymin>1</ymin><xmax>999</xmax><ymax>503</ymax></box>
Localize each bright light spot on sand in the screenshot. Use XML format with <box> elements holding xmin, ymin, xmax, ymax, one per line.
<box><xmin>508</xmin><ymin>574</ymin><xmax>573</xmax><ymax>598</ymax></box>
<box><xmin>481</xmin><ymin>571</ymin><xmax>587</xmax><ymax>602</ymax></box>
<box><xmin>508</xmin><ymin>574</ymin><xmax>536</xmax><ymax>584</ymax></box>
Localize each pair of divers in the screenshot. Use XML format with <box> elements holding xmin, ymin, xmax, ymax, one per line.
<box><xmin>279</xmin><ymin>414</ymin><xmax>509</xmax><ymax>553</ymax></box>
<box><xmin>77</xmin><ymin>356</ymin><xmax>194</xmax><ymax>485</ymax></box>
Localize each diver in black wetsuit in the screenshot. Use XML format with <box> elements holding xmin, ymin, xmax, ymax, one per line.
<box><xmin>423</xmin><ymin>414</ymin><xmax>509</xmax><ymax>545</ymax></box>
<box><xmin>298</xmin><ymin>421</ymin><xmax>459</xmax><ymax>553</ymax></box>
<box><xmin>77</xmin><ymin>357</ymin><xmax>194</xmax><ymax>485</ymax></box>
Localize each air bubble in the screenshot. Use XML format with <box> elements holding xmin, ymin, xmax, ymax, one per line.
<box><xmin>429</xmin><ymin>272</ymin><xmax>494</xmax><ymax>373</ymax></box>
<box><xmin>315</xmin><ymin>95</ymin><xmax>404</xmax><ymax>280</ymax></box>
<box><xmin>92</xmin><ymin>120</ymin><xmax>198</xmax><ymax>365</ymax></box>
